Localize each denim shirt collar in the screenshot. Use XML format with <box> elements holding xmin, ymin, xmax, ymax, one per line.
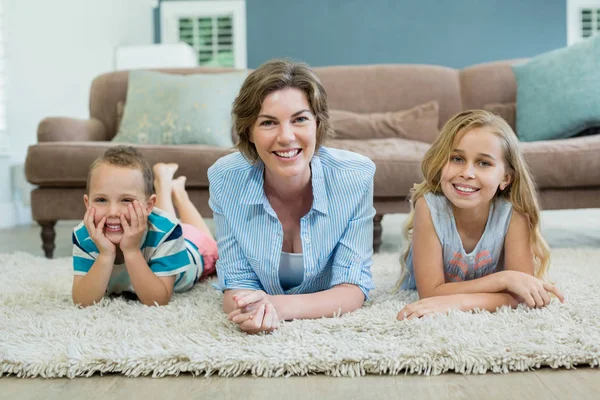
<box><xmin>240</xmin><ymin>152</ymin><xmax>329</xmax><ymax>215</ymax></box>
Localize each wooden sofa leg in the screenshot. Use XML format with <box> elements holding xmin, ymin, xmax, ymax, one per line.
<box><xmin>39</xmin><ymin>220</ymin><xmax>57</xmax><ymax>259</ymax></box>
<box><xmin>373</xmin><ymin>214</ymin><xmax>383</xmax><ymax>253</ymax></box>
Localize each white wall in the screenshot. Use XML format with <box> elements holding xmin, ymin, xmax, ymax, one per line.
<box><xmin>2</xmin><ymin>0</ymin><xmax>157</xmax><ymax>226</ymax></box>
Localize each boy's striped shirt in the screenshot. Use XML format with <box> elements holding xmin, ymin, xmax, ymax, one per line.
<box><xmin>72</xmin><ymin>207</ymin><xmax>203</xmax><ymax>294</ymax></box>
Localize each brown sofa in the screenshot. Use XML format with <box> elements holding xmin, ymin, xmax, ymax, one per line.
<box><xmin>25</xmin><ymin>61</ymin><xmax>600</xmax><ymax>258</ymax></box>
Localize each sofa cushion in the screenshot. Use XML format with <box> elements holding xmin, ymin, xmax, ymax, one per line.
<box><xmin>327</xmin><ymin>139</ymin><xmax>430</xmax><ymax>197</ymax></box>
<box><xmin>330</xmin><ymin>101</ymin><xmax>439</xmax><ymax>143</ymax></box>
<box><xmin>512</xmin><ymin>35</ymin><xmax>600</xmax><ymax>142</ymax></box>
<box><xmin>521</xmin><ymin>134</ymin><xmax>600</xmax><ymax>189</ymax></box>
<box><xmin>25</xmin><ymin>142</ymin><xmax>235</xmax><ymax>189</ymax></box>
<box><xmin>112</xmin><ymin>70</ymin><xmax>246</xmax><ymax>147</ymax></box>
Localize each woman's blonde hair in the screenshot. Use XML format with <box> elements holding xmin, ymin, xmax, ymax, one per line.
<box><xmin>397</xmin><ymin>110</ymin><xmax>550</xmax><ymax>287</ymax></box>
<box><xmin>232</xmin><ymin>59</ymin><xmax>333</xmax><ymax>163</ymax></box>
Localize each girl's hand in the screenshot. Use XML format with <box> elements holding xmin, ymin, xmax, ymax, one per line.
<box><xmin>397</xmin><ymin>295</ymin><xmax>466</xmax><ymax>320</ymax></box>
<box><xmin>502</xmin><ymin>270</ymin><xmax>565</xmax><ymax>308</ymax></box>
<box><xmin>120</xmin><ymin>200</ymin><xmax>148</xmax><ymax>254</ymax></box>
<box><xmin>84</xmin><ymin>207</ymin><xmax>116</xmax><ymax>258</ymax></box>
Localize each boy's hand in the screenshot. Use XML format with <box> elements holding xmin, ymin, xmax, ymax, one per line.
<box><xmin>84</xmin><ymin>207</ymin><xmax>116</xmax><ymax>258</ymax></box>
<box><xmin>120</xmin><ymin>200</ymin><xmax>148</xmax><ymax>254</ymax></box>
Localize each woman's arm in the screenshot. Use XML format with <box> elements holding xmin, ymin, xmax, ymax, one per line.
<box><xmin>208</xmin><ymin>165</ymin><xmax>263</xmax><ymax>311</ymax></box>
<box><xmin>270</xmin><ymin>284</ymin><xmax>364</xmax><ymax>320</ymax></box>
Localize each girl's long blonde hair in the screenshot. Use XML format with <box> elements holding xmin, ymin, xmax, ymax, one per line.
<box><xmin>397</xmin><ymin>110</ymin><xmax>550</xmax><ymax>288</ymax></box>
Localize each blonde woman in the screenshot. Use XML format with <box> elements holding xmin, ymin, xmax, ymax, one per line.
<box><xmin>208</xmin><ymin>59</ymin><xmax>375</xmax><ymax>334</ymax></box>
<box><xmin>397</xmin><ymin>110</ymin><xmax>564</xmax><ymax>320</ymax></box>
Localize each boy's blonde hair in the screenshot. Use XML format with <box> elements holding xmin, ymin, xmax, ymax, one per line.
<box><xmin>232</xmin><ymin>58</ymin><xmax>334</xmax><ymax>163</ymax></box>
<box><xmin>397</xmin><ymin>110</ymin><xmax>550</xmax><ymax>287</ymax></box>
<box><xmin>86</xmin><ymin>145</ymin><xmax>153</xmax><ymax>197</ymax></box>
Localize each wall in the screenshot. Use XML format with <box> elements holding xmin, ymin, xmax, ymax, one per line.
<box><xmin>246</xmin><ymin>0</ymin><xmax>566</xmax><ymax>68</ymax></box>
<box><xmin>2</xmin><ymin>0</ymin><xmax>157</xmax><ymax>226</ymax></box>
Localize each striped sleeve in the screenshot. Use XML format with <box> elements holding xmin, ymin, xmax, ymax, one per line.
<box><xmin>208</xmin><ymin>163</ymin><xmax>262</xmax><ymax>291</ymax></box>
<box><xmin>329</xmin><ymin>168</ymin><xmax>376</xmax><ymax>299</ymax></box>
<box><xmin>148</xmin><ymin>224</ymin><xmax>192</xmax><ymax>276</ymax></box>
<box><xmin>72</xmin><ymin>222</ymin><xmax>98</xmax><ymax>275</ymax></box>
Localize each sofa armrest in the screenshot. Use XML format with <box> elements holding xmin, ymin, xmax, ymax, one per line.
<box><xmin>37</xmin><ymin>117</ymin><xmax>109</xmax><ymax>142</ymax></box>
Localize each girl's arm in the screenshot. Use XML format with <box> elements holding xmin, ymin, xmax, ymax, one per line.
<box><xmin>72</xmin><ymin>253</ymin><xmax>115</xmax><ymax>307</ymax></box>
<box><xmin>412</xmin><ymin>197</ymin><xmax>511</xmax><ymax>298</ymax></box>
<box><xmin>227</xmin><ymin>284</ymin><xmax>364</xmax><ymax>322</ymax></box>
<box><xmin>502</xmin><ymin>210</ymin><xmax>535</xmax><ymax>274</ymax></box>
<box><xmin>398</xmin><ymin>292</ymin><xmax>519</xmax><ymax>320</ymax></box>
<box><xmin>413</xmin><ymin>199</ymin><xmax>563</xmax><ymax>306</ymax></box>
<box><xmin>124</xmin><ymin>249</ymin><xmax>176</xmax><ymax>306</ymax></box>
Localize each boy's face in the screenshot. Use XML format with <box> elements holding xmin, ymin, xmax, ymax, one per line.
<box><xmin>84</xmin><ymin>163</ymin><xmax>156</xmax><ymax>245</ymax></box>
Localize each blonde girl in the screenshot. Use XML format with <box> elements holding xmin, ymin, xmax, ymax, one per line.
<box><xmin>397</xmin><ymin>110</ymin><xmax>564</xmax><ymax>320</ymax></box>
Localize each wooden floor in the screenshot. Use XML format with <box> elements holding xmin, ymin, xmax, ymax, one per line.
<box><xmin>2</xmin><ymin>210</ymin><xmax>600</xmax><ymax>399</ymax></box>
<box><xmin>3</xmin><ymin>368</ymin><xmax>600</xmax><ymax>400</ymax></box>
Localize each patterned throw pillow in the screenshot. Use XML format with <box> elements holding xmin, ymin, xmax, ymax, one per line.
<box><xmin>113</xmin><ymin>70</ymin><xmax>247</xmax><ymax>147</ymax></box>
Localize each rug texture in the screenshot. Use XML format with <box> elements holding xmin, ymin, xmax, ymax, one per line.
<box><xmin>1</xmin><ymin>249</ymin><xmax>599</xmax><ymax>378</ymax></box>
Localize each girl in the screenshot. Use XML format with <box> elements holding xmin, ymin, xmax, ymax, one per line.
<box><xmin>396</xmin><ymin>110</ymin><xmax>564</xmax><ymax>320</ymax></box>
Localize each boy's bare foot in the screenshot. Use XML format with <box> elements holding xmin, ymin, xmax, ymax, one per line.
<box><xmin>172</xmin><ymin>176</ymin><xmax>188</xmax><ymax>203</ymax></box>
<box><xmin>153</xmin><ymin>163</ymin><xmax>179</xmax><ymax>186</ymax></box>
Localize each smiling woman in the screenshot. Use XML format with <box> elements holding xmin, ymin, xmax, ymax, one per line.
<box><xmin>208</xmin><ymin>59</ymin><xmax>376</xmax><ymax>334</ymax></box>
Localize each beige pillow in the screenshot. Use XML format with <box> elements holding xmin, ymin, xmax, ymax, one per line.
<box><xmin>329</xmin><ymin>101</ymin><xmax>440</xmax><ymax>143</ymax></box>
<box><xmin>483</xmin><ymin>102</ymin><xmax>516</xmax><ymax>133</ymax></box>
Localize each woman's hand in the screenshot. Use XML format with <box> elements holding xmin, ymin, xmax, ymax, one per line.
<box><xmin>84</xmin><ymin>207</ymin><xmax>116</xmax><ymax>258</ymax></box>
<box><xmin>120</xmin><ymin>201</ymin><xmax>148</xmax><ymax>254</ymax></box>
<box><xmin>397</xmin><ymin>295</ymin><xmax>467</xmax><ymax>320</ymax></box>
<box><xmin>227</xmin><ymin>290</ymin><xmax>280</xmax><ymax>334</ymax></box>
<box><xmin>502</xmin><ymin>270</ymin><xmax>564</xmax><ymax>308</ymax></box>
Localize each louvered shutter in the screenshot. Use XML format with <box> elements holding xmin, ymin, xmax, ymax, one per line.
<box><xmin>161</xmin><ymin>1</ymin><xmax>246</xmax><ymax>69</ymax></box>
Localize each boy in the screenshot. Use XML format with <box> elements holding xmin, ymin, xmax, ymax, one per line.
<box><xmin>72</xmin><ymin>145</ymin><xmax>217</xmax><ymax>306</ymax></box>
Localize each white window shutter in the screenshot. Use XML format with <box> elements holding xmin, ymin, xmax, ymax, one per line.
<box><xmin>567</xmin><ymin>0</ymin><xmax>600</xmax><ymax>44</ymax></box>
<box><xmin>580</xmin><ymin>7</ymin><xmax>600</xmax><ymax>38</ymax></box>
<box><xmin>161</xmin><ymin>1</ymin><xmax>246</xmax><ymax>69</ymax></box>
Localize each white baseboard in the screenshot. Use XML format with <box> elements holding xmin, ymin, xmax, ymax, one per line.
<box><xmin>0</xmin><ymin>201</ymin><xmax>17</xmax><ymax>228</ymax></box>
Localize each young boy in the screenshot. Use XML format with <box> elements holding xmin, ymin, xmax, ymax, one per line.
<box><xmin>72</xmin><ymin>145</ymin><xmax>218</xmax><ymax>306</ymax></box>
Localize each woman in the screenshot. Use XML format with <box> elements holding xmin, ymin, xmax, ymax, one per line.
<box><xmin>208</xmin><ymin>59</ymin><xmax>375</xmax><ymax>334</ymax></box>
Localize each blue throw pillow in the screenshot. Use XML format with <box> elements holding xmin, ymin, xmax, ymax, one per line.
<box><xmin>512</xmin><ymin>35</ymin><xmax>600</xmax><ymax>142</ymax></box>
<box><xmin>113</xmin><ymin>70</ymin><xmax>247</xmax><ymax>147</ymax></box>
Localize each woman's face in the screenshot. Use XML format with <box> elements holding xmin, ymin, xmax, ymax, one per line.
<box><xmin>250</xmin><ymin>87</ymin><xmax>317</xmax><ymax>183</ymax></box>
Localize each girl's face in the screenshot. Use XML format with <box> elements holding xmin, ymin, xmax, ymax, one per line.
<box><xmin>440</xmin><ymin>127</ymin><xmax>512</xmax><ymax>211</ymax></box>
<box><xmin>84</xmin><ymin>163</ymin><xmax>155</xmax><ymax>245</ymax></box>
<box><xmin>250</xmin><ymin>87</ymin><xmax>317</xmax><ymax>185</ymax></box>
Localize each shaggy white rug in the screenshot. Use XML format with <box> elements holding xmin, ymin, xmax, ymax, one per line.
<box><xmin>1</xmin><ymin>249</ymin><xmax>599</xmax><ymax>378</ymax></box>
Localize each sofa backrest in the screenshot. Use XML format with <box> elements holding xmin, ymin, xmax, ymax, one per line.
<box><xmin>459</xmin><ymin>59</ymin><xmax>523</xmax><ymax>110</ymax></box>
<box><xmin>89</xmin><ymin>60</ymin><xmax>523</xmax><ymax>140</ymax></box>
<box><xmin>314</xmin><ymin>64</ymin><xmax>462</xmax><ymax>129</ymax></box>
